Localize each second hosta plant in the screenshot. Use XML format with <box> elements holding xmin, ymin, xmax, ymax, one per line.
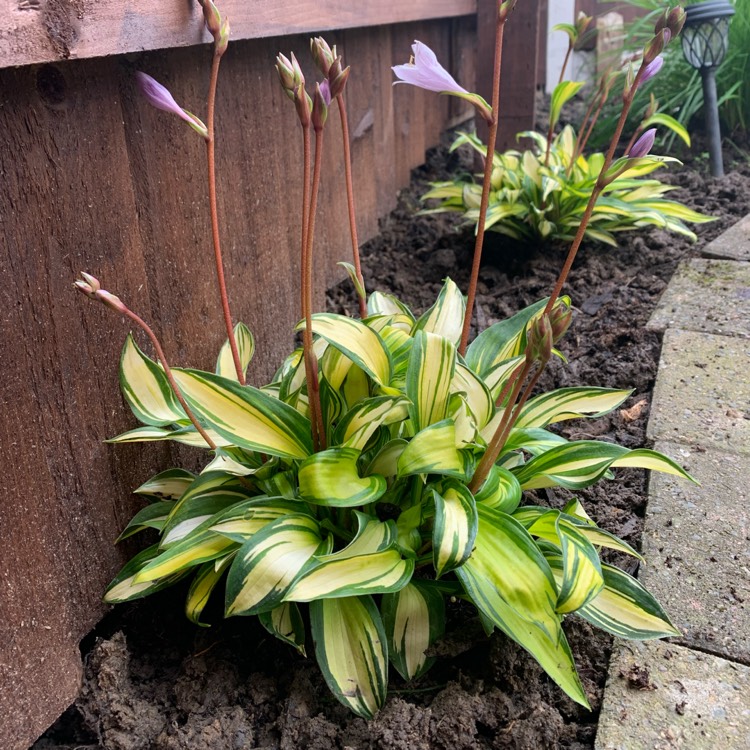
<box><xmin>78</xmin><ymin>1</ymin><xmax>693</xmax><ymax>718</ymax></box>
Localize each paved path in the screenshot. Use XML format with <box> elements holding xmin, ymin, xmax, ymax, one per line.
<box><xmin>595</xmin><ymin>218</ymin><xmax>750</xmax><ymax>750</ymax></box>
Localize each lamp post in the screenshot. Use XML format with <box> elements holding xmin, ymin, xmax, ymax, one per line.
<box><xmin>681</xmin><ymin>0</ymin><xmax>735</xmax><ymax>177</ymax></box>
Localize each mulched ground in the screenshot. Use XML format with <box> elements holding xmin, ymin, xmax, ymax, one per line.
<box><xmin>36</xmin><ymin>134</ymin><xmax>750</xmax><ymax>750</ymax></box>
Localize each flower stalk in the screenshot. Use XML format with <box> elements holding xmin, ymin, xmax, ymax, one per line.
<box><xmin>74</xmin><ymin>275</ymin><xmax>217</xmax><ymax>450</ymax></box>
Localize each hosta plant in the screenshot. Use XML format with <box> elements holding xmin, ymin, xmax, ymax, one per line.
<box><xmin>76</xmin><ymin>1</ymin><xmax>694</xmax><ymax>718</ymax></box>
<box><xmin>422</xmin><ymin>14</ymin><xmax>712</xmax><ymax>246</ymax></box>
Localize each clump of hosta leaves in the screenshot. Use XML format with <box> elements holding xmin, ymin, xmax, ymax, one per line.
<box><xmin>422</xmin><ymin>126</ymin><xmax>713</xmax><ymax>246</ymax></box>
<box><xmin>107</xmin><ymin>279</ymin><xmax>691</xmax><ymax>717</ymax></box>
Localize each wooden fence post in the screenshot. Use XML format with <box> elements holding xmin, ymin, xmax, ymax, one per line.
<box><xmin>476</xmin><ymin>0</ymin><xmax>541</xmax><ymax>150</ymax></box>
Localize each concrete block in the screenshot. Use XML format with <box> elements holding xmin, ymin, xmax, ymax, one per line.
<box><xmin>640</xmin><ymin>441</ymin><xmax>750</xmax><ymax>662</ymax></box>
<box><xmin>596</xmin><ymin>640</ymin><xmax>750</xmax><ymax>750</ymax></box>
<box><xmin>703</xmin><ymin>214</ymin><xmax>750</xmax><ymax>262</ymax></box>
<box><xmin>647</xmin><ymin>329</ymin><xmax>750</xmax><ymax>455</ymax></box>
<box><xmin>648</xmin><ymin>258</ymin><xmax>750</xmax><ymax>338</ymax></box>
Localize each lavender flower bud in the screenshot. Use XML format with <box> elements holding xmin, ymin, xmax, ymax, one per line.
<box><xmin>310</xmin><ymin>36</ymin><xmax>336</xmax><ymax>76</ymax></box>
<box><xmin>328</xmin><ymin>65</ymin><xmax>350</xmax><ymax>99</ymax></box>
<box><xmin>667</xmin><ymin>7</ymin><xmax>686</xmax><ymax>38</ymax></box>
<box><xmin>526</xmin><ymin>314</ymin><xmax>553</xmax><ymax>365</ymax></box>
<box><xmin>135</xmin><ymin>72</ymin><xmax>208</xmax><ymax>138</ymax></box>
<box><xmin>654</xmin><ymin>9</ymin><xmax>669</xmax><ymax>35</ymax></box>
<box><xmin>276</xmin><ymin>54</ymin><xmax>296</xmax><ymax>97</ymax></box>
<box><xmin>312</xmin><ymin>82</ymin><xmax>329</xmax><ymax>130</ymax></box>
<box><xmin>644</xmin><ymin>29</ymin><xmax>668</xmax><ymax>64</ymax></box>
<box><xmin>638</xmin><ymin>56</ymin><xmax>664</xmax><ymax>87</ymax></box>
<box><xmin>197</xmin><ymin>0</ymin><xmax>222</xmax><ymax>37</ymax></box>
<box><xmin>628</xmin><ymin>127</ymin><xmax>657</xmax><ymax>158</ymax></box>
<box><xmin>549</xmin><ymin>301</ymin><xmax>573</xmax><ymax>343</ymax></box>
<box><xmin>293</xmin><ymin>84</ymin><xmax>311</xmax><ymax>127</ymax></box>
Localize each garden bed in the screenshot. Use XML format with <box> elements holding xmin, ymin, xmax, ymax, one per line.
<box><xmin>37</xmin><ymin>137</ymin><xmax>750</xmax><ymax>750</ymax></box>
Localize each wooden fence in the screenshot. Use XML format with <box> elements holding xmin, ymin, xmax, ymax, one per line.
<box><xmin>0</xmin><ymin>2</ymin><xmax>543</xmax><ymax>747</ymax></box>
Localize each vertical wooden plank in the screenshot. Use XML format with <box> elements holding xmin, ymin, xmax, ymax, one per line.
<box><xmin>450</xmin><ymin>15</ymin><xmax>479</xmax><ymax>127</ymax></box>
<box><xmin>477</xmin><ymin>0</ymin><xmax>541</xmax><ymax>150</ymax></box>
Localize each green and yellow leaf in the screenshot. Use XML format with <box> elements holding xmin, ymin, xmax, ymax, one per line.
<box><xmin>104</xmin><ymin>544</ymin><xmax>189</xmax><ymax>603</ymax></box>
<box><xmin>216</xmin><ymin>322</ymin><xmax>255</xmax><ymax>382</ymax></box>
<box><xmin>411</xmin><ymin>278</ymin><xmax>465</xmax><ymax>346</ymax></box>
<box><xmin>185</xmin><ymin>554</ymin><xmax>234</xmax><ymax>626</ymax></box>
<box><xmin>406</xmin><ymin>331</ymin><xmax>457</xmax><ymax>431</ymax></box>
<box><xmin>259</xmin><ymin>601</ymin><xmax>307</xmax><ymax>655</ymax></box>
<box><xmin>397</xmin><ymin>421</ymin><xmax>467</xmax><ymax>479</ymax></box>
<box><xmin>431</xmin><ymin>480</ymin><xmax>478</xmax><ymax>578</ymax></box>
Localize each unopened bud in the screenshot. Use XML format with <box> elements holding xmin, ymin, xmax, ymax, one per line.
<box><xmin>328</xmin><ymin>64</ymin><xmax>350</xmax><ymax>99</ymax></box>
<box><xmin>499</xmin><ymin>0</ymin><xmax>518</xmax><ymax>22</ymax></box>
<box><xmin>628</xmin><ymin>127</ymin><xmax>657</xmax><ymax>158</ymax></box>
<box><xmin>80</xmin><ymin>272</ymin><xmax>101</xmax><ymax>293</ymax></box>
<box><xmin>310</xmin><ymin>36</ymin><xmax>336</xmax><ymax>76</ymax></box>
<box><xmin>276</xmin><ymin>53</ymin><xmax>296</xmax><ymax>97</ymax></box>
<box><xmin>291</xmin><ymin>53</ymin><xmax>305</xmax><ymax>88</ymax></box>
<box><xmin>526</xmin><ymin>314</ymin><xmax>553</xmax><ymax>365</ymax></box>
<box><xmin>216</xmin><ymin>15</ymin><xmax>230</xmax><ymax>57</ymax></box>
<box><xmin>576</xmin><ymin>11</ymin><xmax>593</xmax><ymax>35</ymax></box>
<box><xmin>667</xmin><ymin>7</ymin><xmax>686</xmax><ymax>38</ymax></box>
<box><xmin>643</xmin><ymin>29</ymin><xmax>668</xmax><ymax>64</ymax></box>
<box><xmin>654</xmin><ymin>9</ymin><xmax>669</xmax><ymax>35</ymax></box>
<box><xmin>198</xmin><ymin>0</ymin><xmax>222</xmax><ymax>37</ymax></box>
<box><xmin>74</xmin><ymin>274</ymin><xmax>127</xmax><ymax>315</ymax></box>
<box><xmin>645</xmin><ymin>93</ymin><xmax>658</xmax><ymax>120</ymax></box>
<box><xmin>294</xmin><ymin>84</ymin><xmax>311</xmax><ymax>127</ymax></box>
<box><xmin>549</xmin><ymin>301</ymin><xmax>573</xmax><ymax>343</ymax></box>
<box><xmin>312</xmin><ymin>82</ymin><xmax>329</xmax><ymax>130</ymax></box>
<box><xmin>97</xmin><ymin>290</ymin><xmax>128</xmax><ymax>315</ymax></box>
<box><xmin>638</xmin><ymin>55</ymin><xmax>664</xmax><ymax>87</ymax></box>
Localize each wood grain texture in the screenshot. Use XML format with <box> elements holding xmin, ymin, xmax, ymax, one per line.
<box><xmin>0</xmin><ymin>17</ymin><xmax>474</xmax><ymax>749</ymax></box>
<box><xmin>476</xmin><ymin>0</ymin><xmax>541</xmax><ymax>151</ymax></box>
<box><xmin>0</xmin><ymin>0</ymin><xmax>476</xmax><ymax>69</ymax></box>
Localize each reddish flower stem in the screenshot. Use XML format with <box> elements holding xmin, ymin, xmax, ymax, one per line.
<box><xmin>545</xmin><ymin>68</ymin><xmax>644</xmax><ymax>317</ymax></box>
<box><xmin>302</xmin><ymin>126</ymin><xmax>327</xmax><ymax>451</ymax></box>
<box><xmin>336</xmin><ymin>93</ymin><xmax>368</xmax><ymax>319</ymax></box>
<box><xmin>459</xmin><ymin>15</ymin><xmax>507</xmax><ymax>357</ymax></box>
<box><xmin>545</xmin><ymin>42</ymin><xmax>574</xmax><ymax>167</ymax></box>
<box><xmin>206</xmin><ymin>52</ymin><xmax>245</xmax><ymax>385</ymax></box>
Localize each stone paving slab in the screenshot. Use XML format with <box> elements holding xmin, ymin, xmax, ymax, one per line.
<box><xmin>639</xmin><ymin>440</ymin><xmax>750</xmax><ymax>663</ymax></box>
<box><xmin>647</xmin><ymin>328</ymin><xmax>750</xmax><ymax>455</ymax></box>
<box><xmin>648</xmin><ymin>258</ymin><xmax>750</xmax><ymax>337</ymax></box>
<box><xmin>596</xmin><ymin>640</ymin><xmax>750</xmax><ymax>750</ymax></box>
<box><xmin>702</xmin><ymin>214</ymin><xmax>750</xmax><ymax>261</ymax></box>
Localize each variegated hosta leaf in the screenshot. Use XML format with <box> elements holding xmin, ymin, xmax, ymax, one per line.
<box><xmin>259</xmin><ymin>601</ymin><xmax>307</xmax><ymax>655</ymax></box>
<box><xmin>406</xmin><ymin>330</ymin><xmax>457</xmax><ymax>431</ymax></box>
<box><xmin>367</xmin><ymin>290</ymin><xmax>415</xmax><ymax>321</ymax></box>
<box><xmin>286</xmin><ymin>547</ymin><xmax>413</xmax><ymax>601</ymax></box>
<box><xmin>514</xmin><ymin>387</ymin><xmax>632</xmax><ymax>429</ymax></box>
<box><xmin>431</xmin><ymin>480</ymin><xmax>478</xmax><ymax>578</ymax></box>
<box><xmin>106</xmin><ymin>425</ymin><xmax>229</xmax><ymax>448</ymax></box>
<box><xmin>382</xmin><ymin>581</ymin><xmax>446</xmax><ymax>681</ymax></box>
<box><xmin>201</xmin><ymin>447</ymin><xmax>262</xmax><ymax>476</ymax></box>
<box><xmin>451</xmin><ymin>363</ymin><xmax>494</xmax><ymax>431</ymax></box>
<box><xmin>134</xmin><ymin>529</ymin><xmax>237</xmax><ymax>583</ymax></box>
<box><xmin>320</xmin><ymin>344</ymin><xmax>352</xmax><ymax>391</ymax></box>
<box><xmin>298</xmin><ymin>447</ymin><xmax>387</xmax><ymax>507</ymax></box>
<box><xmin>104</xmin><ymin>544</ymin><xmax>189</xmax><ymax>604</ymax></box>
<box><xmin>549</xmin><ymin>80</ymin><xmax>584</xmax><ymax>128</ymax></box>
<box><xmin>305</xmin><ymin>313</ymin><xmax>392</xmax><ymax>386</ymax></box>
<box><xmin>411</xmin><ymin>278</ymin><xmax>465</xmax><ymax>347</ymax></box>
<box><xmin>465</xmin><ymin>298</ymin><xmax>549</xmax><ymax>378</ymax></box>
<box><xmin>171</xmin><ymin>369</ymin><xmax>313</xmax><ymax>459</ymax></box>
<box><xmin>185</xmin><ymin>554</ymin><xmax>234</xmax><ymax>626</ymax></box>
<box><xmin>216</xmin><ymin>322</ymin><xmax>255</xmax><ymax>382</ymax></box>
<box><xmin>160</xmin><ymin>472</ymin><xmax>249</xmax><ymax>546</ymax></box>
<box><xmin>334</xmin><ymin>396</ymin><xmax>410</xmax><ymax>450</ymax></box>
<box><xmin>366</xmin><ymin>438</ymin><xmax>407</xmax><ymax>478</ymax></box>
<box><xmin>530</xmin><ymin>511</ymin><xmax>604</xmax><ymax>614</ymax></box>
<box><xmin>119</xmin><ymin>333</ymin><xmax>186</xmax><ymax>426</ymax></box>
<box><xmin>499</xmin><ymin>427</ymin><xmax>569</xmax><ymax>457</ymax></box>
<box><xmin>224</xmin><ymin>514</ymin><xmax>323</xmax><ymax>616</ymax></box>
<box><xmin>337</xmin><ymin>261</ymin><xmax>367</xmax><ymax>301</ymax></box>
<box><xmin>397</xmin><ymin>421</ymin><xmax>468</xmax><ymax>479</ymax></box>
<box><xmin>396</xmin><ymin>504</ymin><xmax>423</xmax><ymax>556</ymax></box>
<box><xmin>546</xmin><ymin>556</ymin><xmax>680</xmax><ymax>639</ymax></box>
<box><xmin>135</xmin><ymin>468</ymin><xmax>195</xmax><ymax>500</ymax></box>
<box><xmin>474</xmin><ymin>465</ymin><xmax>522</xmax><ymax>513</ymax></box>
<box><xmin>116</xmin><ymin>501</ymin><xmax>173</xmax><ymax>542</ymax></box>
<box><xmin>482</xmin><ymin>355</ymin><xmax>525</xmax><ymax>401</ymax></box>
<box><xmin>516</xmin><ymin>506</ymin><xmax>643</xmax><ymax>560</ymax></box>
<box><xmin>512</xmin><ymin>440</ymin><xmax>694</xmax><ymax>490</ymax></box>
<box><xmin>342</xmin><ymin>362</ymin><xmax>371</xmax><ymax>409</ymax></box>
<box><xmin>310</xmin><ymin>596</ymin><xmax>388</xmax><ymax>719</ymax></box>
<box><xmin>455</xmin><ymin>505</ymin><xmax>588</xmax><ymax>707</ymax></box>
<box><xmin>208</xmin><ymin>498</ymin><xmax>301</xmax><ymax>543</ymax></box>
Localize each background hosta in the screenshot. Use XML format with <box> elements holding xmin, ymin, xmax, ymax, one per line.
<box><xmin>107</xmin><ymin>279</ymin><xmax>690</xmax><ymax>717</ymax></box>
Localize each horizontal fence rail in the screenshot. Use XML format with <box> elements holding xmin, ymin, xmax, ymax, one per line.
<box><xmin>1</xmin><ymin>0</ymin><xmax>476</xmax><ymax>69</ymax></box>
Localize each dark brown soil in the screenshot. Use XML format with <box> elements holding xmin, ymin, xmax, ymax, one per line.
<box><xmin>36</xmin><ymin>137</ymin><xmax>750</xmax><ymax>750</ymax></box>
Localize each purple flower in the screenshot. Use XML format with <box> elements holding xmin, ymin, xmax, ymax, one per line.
<box><xmin>639</xmin><ymin>56</ymin><xmax>664</xmax><ymax>86</ymax></box>
<box><xmin>392</xmin><ymin>41</ymin><xmax>468</xmax><ymax>95</ymax></box>
<box><xmin>319</xmin><ymin>79</ymin><xmax>332</xmax><ymax>106</ymax></box>
<box><xmin>135</xmin><ymin>72</ymin><xmax>207</xmax><ymax>138</ymax></box>
<box><xmin>628</xmin><ymin>128</ymin><xmax>657</xmax><ymax>158</ymax></box>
